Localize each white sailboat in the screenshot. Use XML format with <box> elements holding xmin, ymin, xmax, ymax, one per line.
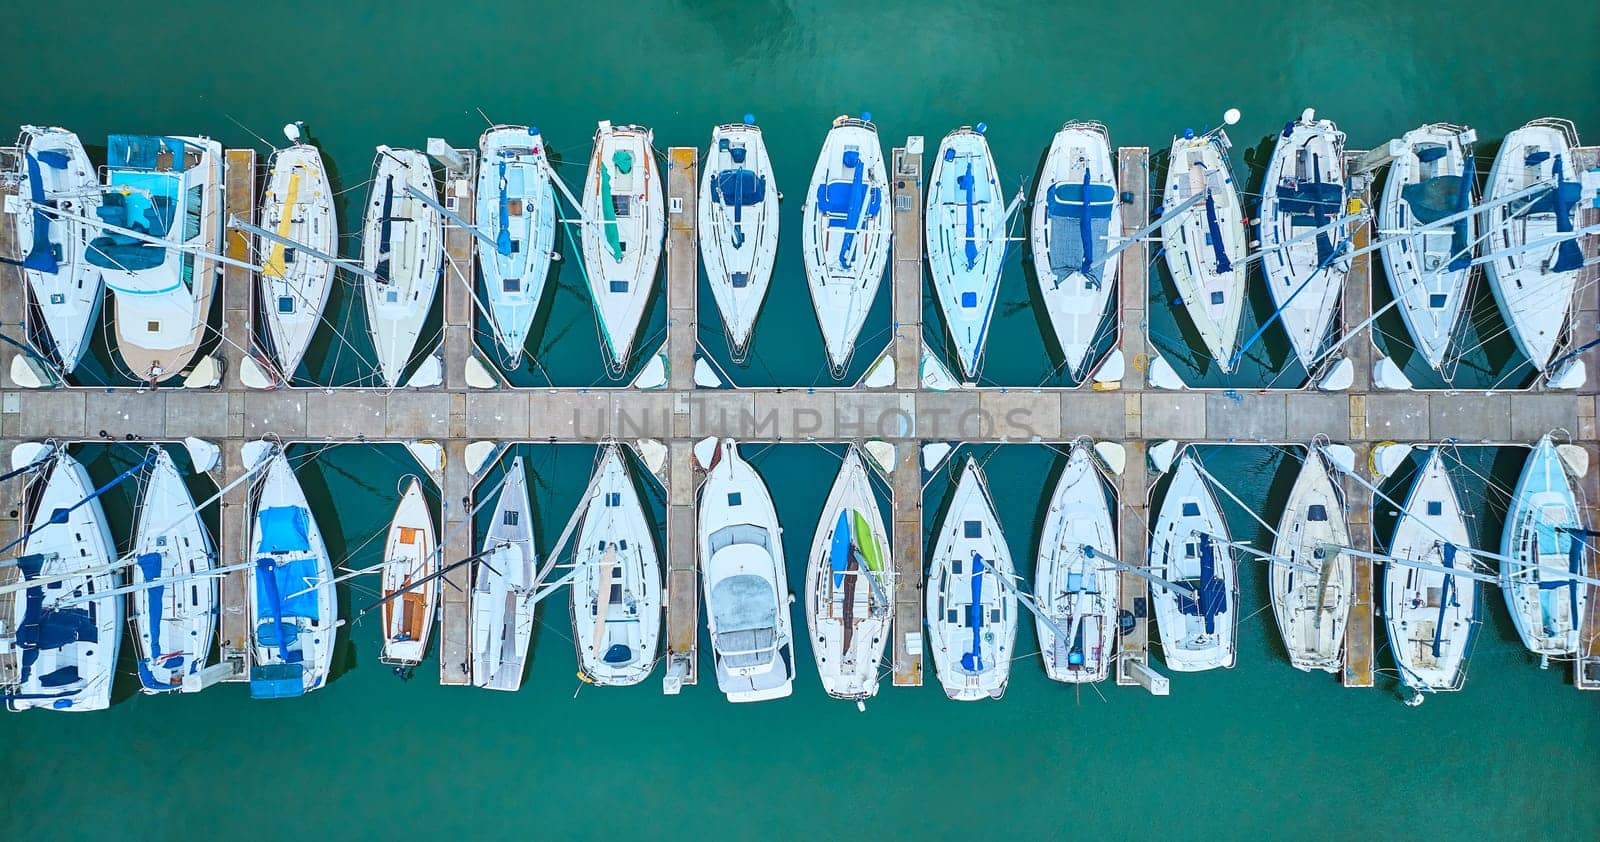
<box><xmin>1162</xmin><ymin>130</ymin><xmax>1247</xmax><ymax>372</ymax></box>
<box><xmin>1035</xmin><ymin>443</ymin><xmax>1118</xmax><ymax>684</ymax></box>
<box><xmin>1378</xmin><ymin>123</ymin><xmax>1476</xmax><ymax>371</ymax></box>
<box><xmin>477</xmin><ymin>125</ymin><xmax>557</xmax><ymax>369</ymax></box>
<box><xmin>582</xmin><ymin>121</ymin><xmax>664</xmax><ymax>371</ymax></box>
<box><xmin>1484</xmin><ymin>119</ymin><xmax>1584</xmax><ymax>371</ymax></box>
<box><xmin>129</xmin><ymin>446</ymin><xmax>217</xmax><ymax>693</ymax></box>
<box><xmin>1383</xmin><ymin>448</ymin><xmax>1479</xmax><ymax>693</ymax></box>
<box><xmin>1500</xmin><ymin>436</ymin><xmax>1587</xmax><ymax>658</ymax></box>
<box><xmin>698</xmin><ymin>439</ymin><xmax>794</xmax><ymax>703</ymax></box>
<box><xmin>926</xmin><ymin>126</ymin><xmax>1010</xmax><ymax>380</ymax></box>
<box><xmin>379</xmin><ymin>478</ymin><xmax>437</xmax><ymax>668</ymax></box>
<box><xmin>926</xmin><ymin>457</ymin><xmax>1016</xmax><ymax>701</ymax></box>
<box><xmin>247</xmin><ymin>449</ymin><xmax>336</xmax><ymax>698</ymax></box>
<box><xmin>1261</xmin><ymin>110</ymin><xmax>1350</xmax><ymax>369</ymax></box>
<box><xmin>570</xmin><ymin>445</ymin><xmax>661</xmax><ymax>687</ymax></box>
<box><xmin>5</xmin><ymin>450</ymin><xmax>118</xmax><ymax>712</ymax></box>
<box><xmin>802</xmin><ymin>115</ymin><xmax>891</xmax><ymax>377</ymax></box>
<box><xmin>699</xmin><ymin>120</ymin><xmax>779</xmax><ymax>358</ymax></box>
<box><xmin>471</xmin><ymin>456</ymin><xmax>536</xmax><ymax>691</ymax></box>
<box><xmin>1030</xmin><ymin>121</ymin><xmax>1121</xmax><ymax>380</ymax></box>
<box><xmin>1148</xmin><ymin>452</ymin><xmax>1237</xmax><ymax>671</ymax></box>
<box><xmin>13</xmin><ymin>126</ymin><xmax>102</xmax><ymax>374</ymax></box>
<box><xmin>803</xmin><ymin>448</ymin><xmax>891</xmax><ymax>701</ymax></box>
<box><xmin>362</xmin><ymin>147</ymin><xmax>443</xmax><ymax>387</ymax></box>
<box><xmin>257</xmin><ymin>142</ymin><xmax>337</xmax><ymax>377</ymax></box>
<box><xmin>1269</xmin><ymin>449</ymin><xmax>1351</xmax><ymax>673</ymax></box>
<box><xmin>87</xmin><ymin>134</ymin><xmax>224</xmax><ymax>383</ymax></box>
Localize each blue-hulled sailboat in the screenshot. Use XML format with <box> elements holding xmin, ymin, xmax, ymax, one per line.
<box><xmin>803</xmin><ymin>115</ymin><xmax>891</xmax><ymax>378</ymax></box>
<box><xmin>12</xmin><ymin>126</ymin><xmax>102</xmax><ymax>375</ymax></box>
<box><xmin>1484</xmin><ymin>119</ymin><xmax>1585</xmax><ymax>372</ymax></box>
<box><xmin>1378</xmin><ymin>123</ymin><xmax>1477</xmax><ymax>371</ymax></box>
<box><xmin>1030</xmin><ymin>121</ymin><xmax>1121</xmax><ymax>380</ymax></box>
<box><xmin>926</xmin><ymin>126</ymin><xmax>1015</xmax><ymax>381</ymax></box>
<box><xmin>699</xmin><ymin>120</ymin><xmax>779</xmax><ymax>359</ymax></box>
<box><xmin>476</xmin><ymin>126</ymin><xmax>557</xmax><ymax>370</ymax></box>
<box><xmin>247</xmin><ymin>449</ymin><xmax>335</xmax><ymax>698</ymax></box>
<box><xmin>1260</xmin><ymin>110</ymin><xmax>1350</xmax><ymax>369</ymax></box>
<box><xmin>1501</xmin><ymin>436</ymin><xmax>1589</xmax><ymax>659</ymax></box>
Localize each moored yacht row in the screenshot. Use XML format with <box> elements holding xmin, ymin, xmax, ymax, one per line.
<box><xmin>8</xmin><ymin>113</ymin><xmax>1588</xmax><ymax>388</ymax></box>
<box><xmin>3</xmin><ymin>435</ymin><xmax>1587</xmax><ymax>710</ymax></box>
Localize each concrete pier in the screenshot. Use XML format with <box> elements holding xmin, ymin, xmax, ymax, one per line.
<box><xmin>0</xmin><ymin>137</ymin><xmax>1595</xmax><ymax>698</ymax></box>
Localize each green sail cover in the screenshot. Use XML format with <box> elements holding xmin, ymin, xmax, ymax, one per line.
<box><xmin>851</xmin><ymin>510</ymin><xmax>883</xmax><ymax>573</ymax></box>
<box><xmin>601</xmin><ymin>161</ymin><xmax>623</xmax><ymax>261</ymax></box>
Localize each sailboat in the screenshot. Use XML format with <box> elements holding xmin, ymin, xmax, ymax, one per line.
<box><xmin>247</xmin><ymin>449</ymin><xmax>336</xmax><ymax>698</ymax></box>
<box><xmin>379</xmin><ymin>478</ymin><xmax>437</xmax><ymax>668</ymax></box>
<box><xmin>1500</xmin><ymin>436</ymin><xmax>1587</xmax><ymax>658</ymax></box>
<box><xmin>926</xmin><ymin>126</ymin><xmax>1010</xmax><ymax>380</ymax></box>
<box><xmin>13</xmin><ymin>126</ymin><xmax>102</xmax><ymax>374</ymax></box>
<box><xmin>926</xmin><ymin>457</ymin><xmax>1016</xmax><ymax>701</ymax></box>
<box><xmin>5</xmin><ymin>450</ymin><xmax>118</xmax><ymax>711</ymax></box>
<box><xmin>1269</xmin><ymin>448</ymin><xmax>1352</xmax><ymax>673</ymax></box>
<box><xmin>582</xmin><ymin>121</ymin><xmax>664</xmax><ymax>371</ymax></box>
<box><xmin>257</xmin><ymin>142</ymin><xmax>336</xmax><ymax>377</ymax></box>
<box><xmin>1378</xmin><ymin>123</ymin><xmax>1477</xmax><ymax>371</ymax></box>
<box><xmin>1030</xmin><ymin>121</ymin><xmax>1121</xmax><ymax>380</ymax></box>
<box><xmin>570</xmin><ymin>444</ymin><xmax>661</xmax><ymax>686</ymax></box>
<box><xmin>476</xmin><ymin>125</ymin><xmax>557</xmax><ymax>369</ymax></box>
<box><xmin>699</xmin><ymin>120</ymin><xmax>779</xmax><ymax>358</ymax></box>
<box><xmin>1161</xmin><ymin>129</ymin><xmax>1247</xmax><ymax>372</ymax></box>
<box><xmin>804</xmin><ymin>448</ymin><xmax>891</xmax><ymax>701</ymax></box>
<box><xmin>87</xmin><ymin>134</ymin><xmax>224</xmax><ymax>383</ymax></box>
<box><xmin>362</xmin><ymin>147</ymin><xmax>443</xmax><ymax>387</ymax></box>
<box><xmin>698</xmin><ymin>439</ymin><xmax>794</xmax><ymax>702</ymax></box>
<box><xmin>1484</xmin><ymin>119</ymin><xmax>1585</xmax><ymax>372</ymax></box>
<box><xmin>1148</xmin><ymin>452</ymin><xmax>1237</xmax><ymax>671</ymax></box>
<box><xmin>1383</xmin><ymin>448</ymin><xmax>1479</xmax><ymax>693</ymax></box>
<box><xmin>1035</xmin><ymin>443</ymin><xmax>1118</xmax><ymax>683</ymax></box>
<box><xmin>802</xmin><ymin>114</ymin><xmax>891</xmax><ymax>377</ymax></box>
<box><xmin>471</xmin><ymin>456</ymin><xmax>536</xmax><ymax>691</ymax></box>
<box><xmin>1261</xmin><ymin>110</ymin><xmax>1350</xmax><ymax>369</ymax></box>
<box><xmin>129</xmin><ymin>446</ymin><xmax>217</xmax><ymax>693</ymax></box>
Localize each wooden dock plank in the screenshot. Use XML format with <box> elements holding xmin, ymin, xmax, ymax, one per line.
<box><xmin>891</xmin><ymin>141</ymin><xmax>924</xmax><ymax>390</ymax></box>
<box><xmin>222</xmin><ymin>149</ymin><xmax>256</xmax><ymax>389</ymax></box>
<box><xmin>1573</xmin><ymin>145</ymin><xmax>1599</xmax><ymax>691</ymax></box>
<box><xmin>890</xmin><ymin>440</ymin><xmax>924</xmax><ymax>686</ymax></box>
<box><xmin>1113</xmin><ymin>147</ymin><xmax>1152</xmax><ymax>686</ymax></box>
<box><xmin>662</xmin><ymin>440</ymin><xmax>698</xmax><ymax>691</ymax></box>
<box><xmin>438</xmin><ymin>439</ymin><xmax>473</xmax><ymax>685</ymax></box>
<box><xmin>439</xmin><ymin>148</ymin><xmax>477</xmax><ymax>390</ymax></box>
<box><xmin>1340</xmin><ymin>166</ymin><xmax>1377</xmax><ymax>687</ymax></box>
<box><xmin>666</xmin><ymin>148</ymin><xmax>698</xmax><ymax>391</ymax></box>
<box><xmin>217</xmin><ymin>440</ymin><xmax>251</xmax><ymax>680</ymax></box>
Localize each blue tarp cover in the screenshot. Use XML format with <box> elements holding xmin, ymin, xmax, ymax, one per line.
<box><xmin>256</xmin><ymin>555</ymin><xmax>321</xmax><ymax>620</ymax></box>
<box><xmin>1177</xmin><ymin>536</ymin><xmax>1227</xmax><ymax>634</ymax></box>
<box><xmin>960</xmin><ymin>555</ymin><xmax>986</xmax><ymax>673</ymax></box>
<box><xmin>258</xmin><ymin>506</ymin><xmax>312</xmax><ymax>554</ymax></box>
<box><xmin>108</xmin><ymin>135</ymin><xmax>189</xmax><ymax>172</ymax></box>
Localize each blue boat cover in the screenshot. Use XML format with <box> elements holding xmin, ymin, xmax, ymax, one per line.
<box><xmin>1448</xmin><ymin>155</ymin><xmax>1476</xmax><ymax>271</ymax></box>
<box><xmin>108</xmin><ymin>135</ymin><xmax>189</xmax><ymax>172</ymax></box>
<box><xmin>1432</xmin><ymin>543</ymin><xmax>1460</xmax><ymax>657</ymax></box>
<box><xmin>829</xmin><ymin>510</ymin><xmax>852</xmax><ymax>588</ymax></box>
<box><xmin>1204</xmin><ymin>192</ymin><xmax>1233</xmax><ymax>274</ymax></box>
<box><xmin>816</xmin><ymin>150</ymin><xmax>881</xmax><ymax>269</ymax></box>
<box><xmin>1547</xmin><ymin>155</ymin><xmax>1583</xmax><ymax>272</ymax></box>
<box><xmin>256</xmin><ymin>556</ymin><xmax>321</xmax><ymax>620</ymax></box>
<box><xmin>603</xmin><ymin>643</ymin><xmax>634</xmax><ymax>664</ymax></box>
<box><xmin>959</xmin><ymin>162</ymin><xmax>979</xmax><ymax>268</ymax></box>
<box><xmin>15</xmin><ymin>587</ymin><xmax>98</xmax><ymax>652</ymax></box>
<box><xmin>1402</xmin><ymin>176</ymin><xmax>1465</xmax><ymax>226</ymax></box>
<box><xmin>136</xmin><ymin>552</ymin><xmax>167</xmax><ymax>674</ymax></box>
<box><xmin>960</xmin><ymin>555</ymin><xmax>986</xmax><ymax>673</ymax></box>
<box><xmin>1046</xmin><ymin>179</ymin><xmax>1115</xmax><ymax>285</ymax></box>
<box><xmin>87</xmin><ymin>170</ymin><xmax>180</xmax><ymax>272</ymax></box>
<box><xmin>1177</xmin><ymin>535</ymin><xmax>1227</xmax><ymax>634</ymax></box>
<box><xmin>249</xmin><ymin>662</ymin><xmax>305</xmax><ymax>699</ymax></box>
<box><xmin>21</xmin><ymin>152</ymin><xmax>61</xmax><ymax>275</ymax></box>
<box><xmin>258</xmin><ymin>506</ymin><xmax>312</xmax><ymax>554</ymax></box>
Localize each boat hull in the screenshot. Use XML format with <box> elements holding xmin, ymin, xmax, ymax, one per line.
<box><xmin>804</xmin><ymin>449</ymin><xmax>891</xmax><ymax>700</ymax></box>
<box><xmin>1035</xmin><ymin>444</ymin><xmax>1118</xmax><ymax>683</ymax></box>
<box><xmin>472</xmin><ymin>457</ymin><xmax>536</xmax><ymax>691</ymax></box>
<box><xmin>130</xmin><ymin>447</ymin><xmax>217</xmax><ymax>693</ymax></box>
<box><xmin>1500</xmin><ymin>437</ymin><xmax>1586</xmax><ymax>657</ymax></box>
<box><xmin>247</xmin><ymin>452</ymin><xmax>337</xmax><ymax>697</ymax></box>
<box><xmin>363</xmin><ymin>148</ymin><xmax>443</xmax><ymax>387</ymax></box>
<box><xmin>477</xmin><ymin>126</ymin><xmax>557</xmax><ymax>369</ymax></box>
<box><xmin>699</xmin><ymin>123</ymin><xmax>779</xmax><ymax>357</ymax></box>
<box><xmin>1269</xmin><ymin>450</ymin><xmax>1352</xmax><ymax>672</ymax></box>
<box><xmin>926</xmin><ymin>128</ymin><xmax>1006</xmax><ymax>380</ymax></box>
<box><xmin>1148</xmin><ymin>453</ymin><xmax>1238</xmax><ymax>671</ymax></box>
<box><xmin>582</xmin><ymin>122</ymin><xmax>664</xmax><ymax>370</ymax></box>
<box><xmin>571</xmin><ymin>446</ymin><xmax>662</xmax><ymax>686</ymax></box>
<box><xmin>15</xmin><ymin>126</ymin><xmax>103</xmax><ymax>374</ymax></box>
<box><xmin>1161</xmin><ymin>134</ymin><xmax>1247</xmax><ymax>372</ymax></box>
<box><xmin>1261</xmin><ymin>115</ymin><xmax>1349</xmax><ymax>369</ymax></box>
<box><xmin>1030</xmin><ymin>122</ymin><xmax>1120</xmax><ymax>380</ymax></box>
<box><xmin>380</xmin><ymin>479</ymin><xmax>438</xmax><ymax>667</ymax></box>
<box><xmin>1383</xmin><ymin>449</ymin><xmax>1478</xmax><ymax>693</ymax></box>
<box><xmin>802</xmin><ymin>116</ymin><xmax>891</xmax><ymax>376</ymax></box>
<box><xmin>926</xmin><ymin>458</ymin><xmax>1016</xmax><ymax>700</ymax></box>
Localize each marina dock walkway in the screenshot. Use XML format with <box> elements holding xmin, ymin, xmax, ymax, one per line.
<box><xmin>0</xmin><ymin>140</ymin><xmax>1595</xmax><ymax>694</ymax></box>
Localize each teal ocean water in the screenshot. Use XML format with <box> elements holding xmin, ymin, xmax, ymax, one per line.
<box><xmin>4</xmin><ymin>2</ymin><xmax>1600</xmax><ymax>839</ymax></box>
